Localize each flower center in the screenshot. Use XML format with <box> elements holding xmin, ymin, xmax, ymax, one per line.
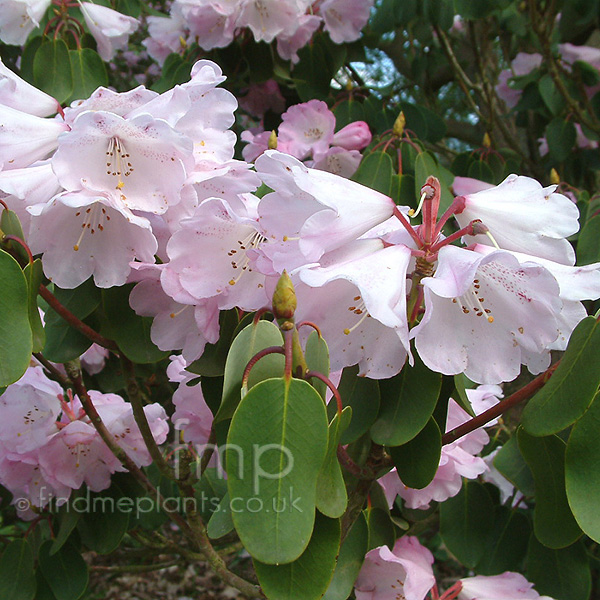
<box><xmin>227</xmin><ymin>230</ymin><xmax>266</xmax><ymax>286</ymax></box>
<box><xmin>343</xmin><ymin>295</ymin><xmax>370</xmax><ymax>335</ymax></box>
<box><xmin>105</xmin><ymin>137</ymin><xmax>134</xmax><ymax>191</ymax></box>
<box><xmin>73</xmin><ymin>204</ymin><xmax>109</xmax><ymax>251</ymax></box>
<box><xmin>452</xmin><ymin>278</ymin><xmax>494</xmax><ymax>323</ymax></box>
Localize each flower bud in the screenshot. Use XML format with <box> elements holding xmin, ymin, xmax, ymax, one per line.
<box><xmin>268</xmin><ymin>130</ymin><xmax>278</xmax><ymax>150</ymax></box>
<box><xmin>332</xmin><ymin>121</ymin><xmax>372</xmax><ymax>151</ymax></box>
<box><xmin>550</xmin><ymin>168</ymin><xmax>560</xmax><ymax>185</ymax></box>
<box><xmin>393</xmin><ymin>111</ymin><xmax>406</xmax><ymax>138</ymax></box>
<box><xmin>483</xmin><ymin>132</ymin><xmax>492</xmax><ymax>147</ymax></box>
<box><xmin>272</xmin><ymin>270</ymin><xmax>296</xmax><ymax>321</ymax></box>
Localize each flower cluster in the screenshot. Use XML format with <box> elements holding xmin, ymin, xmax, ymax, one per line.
<box><xmin>2</xmin><ymin>58</ymin><xmax>599</xmax><ymax>385</ymax></box>
<box><xmin>0</xmin><ymin>365</ymin><xmax>168</xmax><ymax>518</ymax></box>
<box><xmin>0</xmin><ymin>1</ymin><xmax>139</xmax><ymax>60</ymax></box>
<box><xmin>143</xmin><ymin>0</ymin><xmax>374</xmax><ymax>65</ymax></box>
<box><xmin>242</xmin><ymin>98</ymin><xmax>372</xmax><ymax>177</ymax></box>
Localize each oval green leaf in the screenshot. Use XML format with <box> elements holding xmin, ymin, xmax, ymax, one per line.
<box><xmin>0</xmin><ymin>249</ymin><xmax>32</xmax><ymax>386</ymax></box>
<box><xmin>227</xmin><ymin>377</ymin><xmax>329</xmax><ymax>564</ymax></box>
<box><xmin>439</xmin><ymin>480</ymin><xmax>494</xmax><ymax>568</ymax></box>
<box><xmin>518</xmin><ymin>429</ymin><xmax>582</xmax><ymax>548</ymax></box>
<box><xmin>254</xmin><ymin>513</ymin><xmax>340</xmax><ymax>600</ymax></box>
<box><xmin>0</xmin><ymin>539</ymin><xmax>36</xmax><ymax>600</ymax></box>
<box><xmin>216</xmin><ymin>320</ymin><xmax>284</xmax><ymax>423</ymax></box>
<box><xmin>316</xmin><ymin>407</ymin><xmax>352</xmax><ymax>518</ymax></box>
<box><xmin>351</xmin><ymin>151</ymin><xmax>394</xmax><ymax>196</ymax></box>
<box><xmin>371</xmin><ymin>354</ymin><xmax>441</xmax><ymax>446</ymax></box>
<box><xmin>33</xmin><ymin>39</ymin><xmax>73</xmax><ymax>104</ymax></box>
<box><xmin>522</xmin><ymin>317</ymin><xmax>600</xmax><ymax>436</ymax></box>
<box><xmin>565</xmin><ymin>394</ymin><xmax>600</xmax><ymax>542</ymax></box>
<box><xmin>39</xmin><ymin>541</ymin><xmax>88</xmax><ymax>600</ymax></box>
<box><xmin>389</xmin><ymin>416</ymin><xmax>441</xmax><ymax>489</ymax></box>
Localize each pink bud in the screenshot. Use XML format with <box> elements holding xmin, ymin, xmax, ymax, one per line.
<box><xmin>332</xmin><ymin>121</ymin><xmax>372</xmax><ymax>151</ymax></box>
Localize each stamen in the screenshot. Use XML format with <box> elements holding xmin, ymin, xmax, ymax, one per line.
<box><xmin>343</xmin><ymin>296</ymin><xmax>370</xmax><ymax>335</ymax></box>
<box><xmin>485</xmin><ymin>230</ymin><xmax>501</xmax><ymax>250</ymax></box>
<box><xmin>106</xmin><ymin>137</ymin><xmax>134</xmax><ymax>191</ymax></box>
<box><xmin>408</xmin><ymin>190</ymin><xmax>427</xmax><ymax>218</ymax></box>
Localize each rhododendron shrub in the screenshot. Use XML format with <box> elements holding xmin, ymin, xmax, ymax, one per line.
<box><xmin>0</xmin><ymin>2</ymin><xmax>600</xmax><ymax>600</ymax></box>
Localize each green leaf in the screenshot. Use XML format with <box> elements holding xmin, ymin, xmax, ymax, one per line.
<box><xmin>365</xmin><ymin>506</ymin><xmax>395</xmax><ymax>551</ymax></box>
<box><xmin>316</xmin><ymin>407</ymin><xmax>352</xmax><ymax>518</ymax></box>
<box><xmin>254</xmin><ymin>513</ymin><xmax>340</xmax><ymax>600</ymax></box>
<box><xmin>439</xmin><ymin>480</ymin><xmax>494</xmax><ymax>568</ymax></box>
<box><xmin>518</xmin><ymin>429</ymin><xmax>582</xmax><ymax>548</ymax></box>
<box><xmin>493</xmin><ymin>436</ymin><xmax>535</xmax><ymax>497</ymax></box>
<box><xmin>576</xmin><ymin>214</ymin><xmax>600</xmax><ymax>265</ymax></box>
<box><xmin>33</xmin><ymin>39</ymin><xmax>73</xmax><ymax>104</ymax></box>
<box><xmin>452</xmin><ymin>374</ymin><xmax>476</xmax><ymax>417</ymax></box>
<box><xmin>322</xmin><ymin>513</ymin><xmax>368</xmax><ymax>600</ymax></box>
<box><xmin>0</xmin><ymin>209</ymin><xmax>28</xmax><ymax>263</ymax></box>
<box><xmin>38</xmin><ymin>541</ymin><xmax>88</xmax><ymax>600</ymax></box>
<box><xmin>294</xmin><ymin>40</ymin><xmax>332</xmax><ymax>101</ymax></box>
<box><xmin>522</xmin><ymin>317</ymin><xmax>600</xmax><ymax>436</ymax></box>
<box><xmin>335</xmin><ymin>366</ymin><xmax>380</xmax><ymax>444</ymax></box>
<box><xmin>538</xmin><ymin>74</ymin><xmax>566</xmax><ymax>116</ymax></box>
<box><xmin>0</xmin><ymin>249</ymin><xmax>32</xmax><ymax>386</ymax></box>
<box><xmin>23</xmin><ymin>260</ymin><xmax>45</xmax><ymax>352</ymax></box>
<box><xmin>77</xmin><ymin>486</ymin><xmax>131</xmax><ymax>554</ymax></box>
<box><xmin>454</xmin><ymin>0</ymin><xmax>498</xmax><ymax>19</ymax></box>
<box><xmin>226</xmin><ymin>377</ymin><xmax>329</xmax><ymax>564</ymax></box>
<box><xmin>351</xmin><ymin>151</ymin><xmax>394</xmax><ymax>196</ymax></box>
<box><xmin>389</xmin><ymin>417</ymin><xmax>441</xmax><ymax>489</ymax></box>
<box><xmin>305</xmin><ymin>331</ymin><xmax>330</xmax><ymax>400</ymax></box>
<box><xmin>371</xmin><ymin>354</ymin><xmax>441</xmax><ymax>446</ymax></box>
<box><xmin>565</xmin><ymin>395</ymin><xmax>600</xmax><ymax>543</ymax></box>
<box><xmin>216</xmin><ymin>320</ymin><xmax>284</xmax><ymax>422</ymax></box>
<box><xmin>50</xmin><ymin>501</ymin><xmax>81</xmax><ymax>555</ymax></box>
<box><xmin>333</xmin><ymin>99</ymin><xmax>365</xmax><ymax>129</ymax></box>
<box><xmin>526</xmin><ymin>536</ymin><xmax>591</xmax><ymax>600</ymax></box>
<box><xmin>0</xmin><ymin>539</ymin><xmax>36</xmax><ymax>600</ymax></box>
<box><xmin>476</xmin><ymin>507</ymin><xmax>531</xmax><ymax>575</ymax></box>
<box><xmin>207</xmin><ymin>492</ymin><xmax>235</xmax><ymax>540</ymax></box>
<box><xmin>546</xmin><ymin>117</ymin><xmax>577</xmax><ymax>162</ymax></box>
<box><xmin>20</xmin><ymin>36</ymin><xmax>43</xmax><ymax>84</ymax></box>
<box><xmin>68</xmin><ymin>48</ymin><xmax>107</xmax><ymax>102</ymax></box>
<box><xmin>102</xmin><ymin>284</ymin><xmax>169</xmax><ymax>363</ymax></box>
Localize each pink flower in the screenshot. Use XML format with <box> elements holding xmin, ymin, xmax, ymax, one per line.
<box><xmin>0</xmin><ymin>58</ymin><xmax>59</xmax><ymax>117</ymax></box>
<box><xmin>0</xmin><ymin>366</ymin><xmax>62</xmax><ymax>454</ymax></box>
<box><xmin>318</xmin><ymin>0</ymin><xmax>373</xmax><ymax>44</ymax></box>
<box><xmin>0</xmin><ymin>0</ymin><xmax>50</xmax><ymax>45</ymax></box>
<box><xmin>311</xmin><ymin>146</ymin><xmax>363</xmax><ymax>178</ymax></box>
<box><xmin>28</xmin><ymin>188</ymin><xmax>158</xmax><ymax>289</ymax></box>
<box><xmin>413</xmin><ymin>245</ymin><xmax>562</xmax><ymax>384</ymax></box>
<box><xmin>452</xmin><ymin>176</ymin><xmax>493</xmax><ymax>196</ymax></box>
<box><xmin>354</xmin><ymin>536</ymin><xmax>435</xmax><ymax>600</ymax></box>
<box><xmin>332</xmin><ymin>121</ymin><xmax>372</xmax><ymax>151</ymax></box>
<box><xmin>495</xmin><ymin>52</ymin><xmax>542</xmax><ymax>108</ymax></box>
<box><xmin>454</xmin><ymin>174</ymin><xmax>580</xmax><ymax>266</ymax></box>
<box><xmin>276</xmin><ymin>13</ymin><xmax>322</xmax><ymax>63</ymax></box>
<box><xmin>278</xmin><ymin>99</ymin><xmax>336</xmax><ymax>160</ymax></box>
<box><xmin>235</xmin><ymin>0</ymin><xmax>303</xmax><ymax>43</ymax></box>
<box><xmin>80</xmin><ymin>3</ymin><xmax>139</xmax><ymax>61</ymax></box>
<box><xmin>457</xmin><ymin>572</ymin><xmax>552</xmax><ymax>599</ymax></box>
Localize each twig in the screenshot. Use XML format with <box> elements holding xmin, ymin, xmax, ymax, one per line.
<box><xmin>441</xmin><ymin>360</ymin><xmax>561</xmax><ymax>445</ymax></box>
<box><xmin>120</xmin><ymin>354</ymin><xmax>175</xmax><ymax>481</ymax></box>
<box><xmin>39</xmin><ymin>284</ymin><xmax>118</xmax><ymax>351</ymax></box>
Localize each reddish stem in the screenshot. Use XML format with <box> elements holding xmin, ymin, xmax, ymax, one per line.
<box><xmin>393</xmin><ymin>205</ymin><xmax>422</xmax><ymax>248</ymax></box>
<box><xmin>39</xmin><ymin>284</ymin><xmax>119</xmax><ymax>351</ymax></box>
<box><xmin>296</xmin><ymin>321</ymin><xmax>322</xmax><ymax>337</ymax></box>
<box><xmin>3</xmin><ymin>235</ymin><xmax>33</xmax><ymax>264</ymax></box>
<box><xmin>306</xmin><ymin>370</ymin><xmax>342</xmax><ymax>414</ymax></box>
<box><xmin>442</xmin><ymin>360</ymin><xmax>561</xmax><ymax>445</ymax></box>
<box><xmin>0</xmin><ymin>199</ymin><xmax>8</xmax><ymax>210</ymax></box>
<box><xmin>241</xmin><ymin>345</ymin><xmax>285</xmax><ymax>388</ymax></box>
